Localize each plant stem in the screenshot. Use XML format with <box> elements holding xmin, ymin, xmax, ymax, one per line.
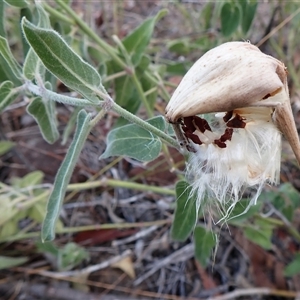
<box><xmin>27</xmin><ymin>81</ymin><xmax>178</xmax><ymax>150</ymax></box>
<box><xmin>111</xmin><ymin>35</ymin><xmax>153</xmax><ymax>117</ymax></box>
<box><xmin>110</xmin><ymin>101</ymin><xmax>180</xmax><ymax>150</ymax></box>
<box><xmin>43</xmin><ymin>3</ymin><xmax>74</xmax><ymax>25</ymax></box>
<box><xmin>26</xmin><ymin>82</ymin><xmax>95</xmax><ymax>107</ymax></box>
<box><xmin>54</xmin><ymin>0</ymin><xmax>126</xmax><ymax>69</ymax></box>
<box><xmin>255</xmin><ymin>214</ymin><xmax>300</xmax><ymax>243</ymax></box>
<box><xmin>89</xmin><ymin>109</ymin><xmax>106</xmax><ymax>128</ymax></box>
<box><xmin>269</xmin><ymin>38</ymin><xmax>300</xmax><ymax>91</ymax></box>
<box><xmin>67</xmin><ymin>178</ymin><xmax>176</xmax><ymax>195</ymax></box>
<box><xmin>131</xmin><ymin>72</ymin><xmax>153</xmax><ymax>117</ymax></box>
<box><xmin>103</xmin><ymin>70</ymin><xmax>127</xmax><ymax>83</ymax></box>
<box><xmin>145</xmin><ymin>71</ymin><xmax>171</xmax><ymax>102</ymax></box>
<box><xmin>0</xmin><ymin>219</ymin><xmax>171</xmax><ymax>242</ymax></box>
<box><xmin>53</xmin><ymin>0</ymin><xmax>157</xmax><ymax>118</ymax></box>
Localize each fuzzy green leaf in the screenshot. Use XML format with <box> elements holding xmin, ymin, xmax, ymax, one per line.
<box><xmin>220</xmin><ymin>3</ymin><xmax>240</xmax><ymax>37</ymax></box>
<box><xmin>194</xmin><ymin>226</ymin><xmax>216</xmax><ymax>267</ymax></box>
<box><xmin>0</xmin><ymin>36</ymin><xmax>22</xmax><ymax>83</ymax></box>
<box><xmin>23</xmin><ymin>5</ymin><xmax>50</xmax><ymax>80</ymax></box>
<box><xmin>20</xmin><ymin>7</ymin><xmax>32</xmax><ymax>57</ymax></box>
<box><xmin>100</xmin><ymin>116</ymin><xmax>165</xmax><ymax>162</ymax></box>
<box><xmin>18</xmin><ymin>171</ymin><xmax>44</xmax><ymax>188</ymax></box>
<box><xmin>22</xmin><ymin>18</ymin><xmax>105</xmax><ymax>103</ymax></box>
<box><xmin>244</xmin><ymin>225</ymin><xmax>272</xmax><ymax>250</ymax></box>
<box><xmin>200</xmin><ymin>2</ymin><xmax>214</xmax><ymax>30</ymax></box>
<box><xmin>228</xmin><ymin>199</ymin><xmax>262</xmax><ymax>224</ymax></box>
<box><xmin>122</xmin><ymin>9</ymin><xmax>167</xmax><ymax>66</ymax></box>
<box><xmin>284</xmin><ymin>253</ymin><xmax>300</xmax><ymax>277</ymax></box>
<box><xmin>240</xmin><ymin>0</ymin><xmax>258</xmax><ymax>34</ymax></box>
<box><xmin>58</xmin><ymin>242</ymin><xmax>89</xmax><ymax>271</ymax></box>
<box><xmin>259</xmin><ymin>183</ymin><xmax>300</xmax><ymax>222</ymax></box>
<box><xmin>168</xmin><ymin>39</ymin><xmax>190</xmax><ymax>55</ymax></box>
<box><xmin>0</xmin><ymin>1</ymin><xmax>5</xmax><ymax>37</ymax></box>
<box><xmin>42</xmin><ymin>110</ymin><xmax>91</xmax><ymax>242</ymax></box>
<box><xmin>0</xmin><ymin>81</ymin><xmax>19</xmax><ymax>112</ymax></box>
<box><xmin>0</xmin><ymin>256</ymin><xmax>28</xmax><ymax>269</ymax></box>
<box><xmin>171</xmin><ymin>181</ymin><xmax>197</xmax><ymax>242</ymax></box>
<box><xmin>0</xmin><ymin>140</ymin><xmax>15</xmax><ymax>155</ymax></box>
<box><xmin>23</xmin><ymin>49</ymin><xmax>39</xmax><ymax>80</ymax></box>
<box><xmin>114</xmin><ymin>73</ymin><xmax>136</xmax><ymax>110</ymax></box>
<box><xmin>4</xmin><ymin>0</ymin><xmax>28</xmax><ymax>7</ymax></box>
<box><xmin>27</xmin><ymin>97</ymin><xmax>59</xmax><ymax>144</ymax></box>
<box><xmin>62</xmin><ymin>107</ymin><xmax>81</xmax><ymax>145</ymax></box>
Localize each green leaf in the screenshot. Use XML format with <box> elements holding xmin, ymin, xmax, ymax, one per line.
<box><xmin>194</xmin><ymin>226</ymin><xmax>216</xmax><ymax>267</ymax></box>
<box><xmin>279</xmin><ymin>183</ymin><xmax>300</xmax><ymax>209</ymax></box>
<box><xmin>0</xmin><ymin>36</ymin><xmax>23</xmax><ymax>82</ymax></box>
<box><xmin>260</xmin><ymin>183</ymin><xmax>300</xmax><ymax>222</ymax></box>
<box><xmin>0</xmin><ymin>256</ymin><xmax>28</xmax><ymax>269</ymax></box>
<box><xmin>23</xmin><ymin>4</ymin><xmax>51</xmax><ymax>80</ymax></box>
<box><xmin>23</xmin><ymin>49</ymin><xmax>39</xmax><ymax>80</ymax></box>
<box><xmin>228</xmin><ymin>199</ymin><xmax>261</xmax><ymax>224</ymax></box>
<box><xmin>220</xmin><ymin>3</ymin><xmax>240</xmax><ymax>37</ymax></box>
<box><xmin>0</xmin><ymin>57</ymin><xmax>21</xmax><ymax>85</ymax></box>
<box><xmin>0</xmin><ymin>220</ymin><xmax>19</xmax><ymax>238</ymax></box>
<box><xmin>21</xmin><ymin>18</ymin><xmax>105</xmax><ymax>103</ymax></box>
<box><xmin>244</xmin><ymin>225</ymin><xmax>272</xmax><ymax>250</ymax></box>
<box><xmin>200</xmin><ymin>2</ymin><xmax>214</xmax><ymax>30</ymax></box>
<box><xmin>0</xmin><ymin>195</ymin><xmax>18</xmax><ymax>228</ymax></box>
<box><xmin>20</xmin><ymin>7</ymin><xmax>32</xmax><ymax>58</ymax></box>
<box><xmin>16</xmin><ymin>170</ymin><xmax>44</xmax><ymax>188</ymax></box>
<box><xmin>0</xmin><ymin>81</ymin><xmax>19</xmax><ymax>112</ymax></box>
<box><xmin>166</xmin><ymin>61</ymin><xmax>190</xmax><ymax>76</ymax></box>
<box><xmin>122</xmin><ymin>9</ymin><xmax>167</xmax><ymax>66</ymax></box>
<box><xmin>36</xmin><ymin>241</ymin><xmax>59</xmax><ymax>256</ymax></box>
<box><xmin>62</xmin><ymin>107</ymin><xmax>81</xmax><ymax>145</ymax></box>
<box><xmin>168</xmin><ymin>39</ymin><xmax>190</xmax><ymax>56</ymax></box>
<box><xmin>112</xmin><ymin>55</ymin><xmax>152</xmax><ymax>120</ymax></box>
<box><xmin>100</xmin><ymin>116</ymin><xmax>165</xmax><ymax>162</ymax></box>
<box><xmin>29</xmin><ymin>201</ymin><xmax>47</xmax><ymax>223</ymax></box>
<box><xmin>114</xmin><ymin>73</ymin><xmax>136</xmax><ymax>110</ymax></box>
<box><xmin>58</xmin><ymin>242</ymin><xmax>89</xmax><ymax>271</ymax></box>
<box><xmin>171</xmin><ymin>181</ymin><xmax>197</xmax><ymax>242</ymax></box>
<box><xmin>42</xmin><ymin>110</ymin><xmax>91</xmax><ymax>242</ymax></box>
<box><xmin>284</xmin><ymin>253</ymin><xmax>300</xmax><ymax>277</ymax></box>
<box><xmin>0</xmin><ymin>1</ymin><xmax>5</xmax><ymax>37</ymax></box>
<box><xmin>27</xmin><ymin>97</ymin><xmax>59</xmax><ymax>144</ymax></box>
<box><xmin>36</xmin><ymin>3</ymin><xmax>51</xmax><ymax>28</ymax></box>
<box><xmin>139</xmin><ymin>72</ymin><xmax>157</xmax><ymax>112</ymax></box>
<box><xmin>0</xmin><ymin>140</ymin><xmax>15</xmax><ymax>155</ymax></box>
<box><xmin>239</xmin><ymin>0</ymin><xmax>258</xmax><ymax>34</ymax></box>
<box><xmin>4</xmin><ymin>0</ymin><xmax>28</xmax><ymax>8</ymax></box>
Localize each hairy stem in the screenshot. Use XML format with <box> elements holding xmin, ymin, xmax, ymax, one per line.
<box><xmin>67</xmin><ymin>178</ymin><xmax>176</xmax><ymax>195</ymax></box>
<box><xmin>109</xmin><ymin>101</ymin><xmax>179</xmax><ymax>149</ymax></box>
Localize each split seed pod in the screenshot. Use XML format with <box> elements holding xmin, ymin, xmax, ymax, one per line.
<box><xmin>165</xmin><ymin>41</ymin><xmax>300</xmax><ymax>219</ymax></box>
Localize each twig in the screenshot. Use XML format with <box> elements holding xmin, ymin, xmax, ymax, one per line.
<box><xmin>0</xmin><ymin>282</ymin><xmax>152</xmax><ymax>300</ymax></box>
<box><xmin>207</xmin><ymin>287</ymin><xmax>299</xmax><ymax>300</ymax></box>
<box><xmin>256</xmin><ymin>7</ymin><xmax>300</xmax><ymax>48</ymax></box>
<box><xmin>44</xmin><ymin>250</ymin><xmax>132</xmax><ymax>277</ymax></box>
<box><xmin>14</xmin><ymin>267</ymin><xmax>200</xmax><ymax>300</ymax></box>
<box><xmin>112</xmin><ymin>225</ymin><xmax>158</xmax><ymax>246</ymax></box>
<box><xmin>0</xmin><ymin>219</ymin><xmax>171</xmax><ymax>242</ymax></box>
<box><xmin>134</xmin><ymin>244</ymin><xmax>194</xmax><ymax>286</ymax></box>
<box><xmin>67</xmin><ymin>178</ymin><xmax>176</xmax><ymax>196</ymax></box>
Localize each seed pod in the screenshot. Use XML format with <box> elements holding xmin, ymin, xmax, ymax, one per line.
<box><xmin>165</xmin><ymin>41</ymin><xmax>300</xmax><ymax>220</ymax></box>
<box><xmin>165</xmin><ymin>41</ymin><xmax>300</xmax><ymax>165</ymax></box>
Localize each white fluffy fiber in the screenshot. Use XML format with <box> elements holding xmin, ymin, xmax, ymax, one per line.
<box><xmin>187</xmin><ymin>107</ymin><xmax>282</xmax><ymax>220</ymax></box>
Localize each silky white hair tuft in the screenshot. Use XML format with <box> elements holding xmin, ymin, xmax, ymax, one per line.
<box><xmin>165</xmin><ymin>41</ymin><xmax>300</xmax><ymax>222</ymax></box>
<box><xmin>186</xmin><ymin>107</ymin><xmax>281</xmax><ymax>220</ymax></box>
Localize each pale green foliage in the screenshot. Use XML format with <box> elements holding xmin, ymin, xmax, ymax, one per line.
<box><xmin>0</xmin><ymin>0</ymin><xmax>299</xmax><ymax>271</ymax></box>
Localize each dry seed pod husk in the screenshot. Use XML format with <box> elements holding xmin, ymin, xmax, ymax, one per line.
<box><xmin>165</xmin><ymin>41</ymin><xmax>300</xmax><ymax>164</ymax></box>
